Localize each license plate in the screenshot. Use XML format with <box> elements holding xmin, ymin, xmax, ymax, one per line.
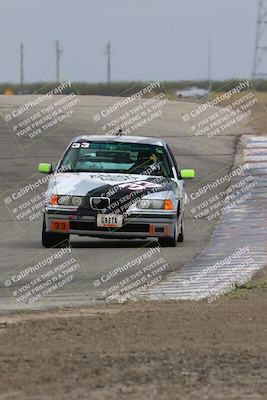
<box><xmin>97</xmin><ymin>214</ymin><xmax>123</xmax><ymax>228</ymax></box>
<box><xmin>51</xmin><ymin>220</ymin><xmax>70</xmax><ymax>233</ymax></box>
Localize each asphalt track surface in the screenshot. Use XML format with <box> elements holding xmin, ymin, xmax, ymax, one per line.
<box><xmin>0</xmin><ymin>94</ymin><xmax>247</xmax><ymax>311</ymax></box>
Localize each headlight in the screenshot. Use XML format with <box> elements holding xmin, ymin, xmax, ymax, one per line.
<box><xmin>137</xmin><ymin>199</ymin><xmax>174</xmax><ymax>210</ymax></box>
<box><xmin>50</xmin><ymin>195</ymin><xmax>83</xmax><ymax>206</ymax></box>
<box><xmin>137</xmin><ymin>199</ymin><xmax>165</xmax><ymax>209</ymax></box>
<box><xmin>71</xmin><ymin>196</ymin><xmax>83</xmax><ymax>206</ymax></box>
<box><xmin>57</xmin><ymin>195</ymin><xmax>71</xmax><ymax>205</ymax></box>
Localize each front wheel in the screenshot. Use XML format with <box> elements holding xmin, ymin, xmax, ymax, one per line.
<box><xmin>177</xmin><ymin>220</ymin><xmax>184</xmax><ymax>242</ymax></box>
<box><xmin>42</xmin><ymin>216</ymin><xmax>70</xmax><ymax>248</ymax></box>
<box><xmin>158</xmin><ymin>217</ymin><xmax>184</xmax><ymax>247</ymax></box>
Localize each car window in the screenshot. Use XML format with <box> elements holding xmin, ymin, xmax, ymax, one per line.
<box><xmin>59</xmin><ymin>141</ymin><xmax>173</xmax><ymax>178</ymax></box>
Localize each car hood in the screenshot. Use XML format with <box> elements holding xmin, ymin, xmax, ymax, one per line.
<box><xmin>47</xmin><ymin>172</ymin><xmax>178</xmax><ymax>198</ymax></box>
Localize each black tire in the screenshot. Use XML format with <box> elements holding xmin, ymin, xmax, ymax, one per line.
<box><xmin>42</xmin><ymin>216</ymin><xmax>70</xmax><ymax>248</ymax></box>
<box><xmin>177</xmin><ymin>220</ymin><xmax>184</xmax><ymax>242</ymax></box>
<box><xmin>158</xmin><ymin>236</ymin><xmax>177</xmax><ymax>247</ymax></box>
<box><xmin>158</xmin><ymin>217</ymin><xmax>178</xmax><ymax>247</ymax></box>
<box><xmin>158</xmin><ymin>215</ymin><xmax>184</xmax><ymax>247</ymax></box>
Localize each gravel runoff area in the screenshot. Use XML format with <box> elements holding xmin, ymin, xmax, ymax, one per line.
<box><xmin>0</xmin><ymin>284</ymin><xmax>266</xmax><ymax>400</ymax></box>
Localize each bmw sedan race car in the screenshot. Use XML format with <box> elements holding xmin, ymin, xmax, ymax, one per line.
<box><xmin>38</xmin><ymin>135</ymin><xmax>195</xmax><ymax>247</ymax></box>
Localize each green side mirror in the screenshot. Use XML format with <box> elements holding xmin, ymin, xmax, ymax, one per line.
<box><xmin>180</xmin><ymin>169</ymin><xmax>196</xmax><ymax>179</ymax></box>
<box><xmin>38</xmin><ymin>163</ymin><xmax>53</xmax><ymax>174</ymax></box>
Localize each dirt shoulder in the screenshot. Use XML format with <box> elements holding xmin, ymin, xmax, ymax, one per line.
<box><xmin>0</xmin><ymin>280</ymin><xmax>266</xmax><ymax>400</ymax></box>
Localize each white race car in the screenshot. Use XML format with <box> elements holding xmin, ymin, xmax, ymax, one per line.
<box><xmin>39</xmin><ymin>135</ymin><xmax>195</xmax><ymax>247</ymax></box>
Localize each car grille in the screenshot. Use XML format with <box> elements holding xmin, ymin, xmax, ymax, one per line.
<box><xmin>89</xmin><ymin>197</ymin><xmax>110</xmax><ymax>211</ymax></box>
<box><xmin>70</xmin><ymin>221</ymin><xmax>149</xmax><ymax>233</ymax></box>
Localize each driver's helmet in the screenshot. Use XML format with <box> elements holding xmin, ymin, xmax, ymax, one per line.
<box><xmin>137</xmin><ymin>151</ymin><xmax>156</xmax><ymax>165</ymax></box>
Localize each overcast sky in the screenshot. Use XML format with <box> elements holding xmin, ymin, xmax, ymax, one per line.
<box><xmin>0</xmin><ymin>0</ymin><xmax>259</xmax><ymax>82</ymax></box>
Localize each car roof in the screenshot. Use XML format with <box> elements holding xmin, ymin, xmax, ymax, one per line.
<box><xmin>74</xmin><ymin>135</ymin><xmax>167</xmax><ymax>146</ymax></box>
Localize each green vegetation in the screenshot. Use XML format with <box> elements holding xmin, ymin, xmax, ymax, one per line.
<box><xmin>1</xmin><ymin>80</ymin><xmax>267</xmax><ymax>96</ymax></box>
<box><xmin>226</xmin><ymin>275</ymin><xmax>267</xmax><ymax>299</ymax></box>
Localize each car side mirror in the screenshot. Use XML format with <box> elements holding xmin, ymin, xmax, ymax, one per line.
<box><xmin>38</xmin><ymin>163</ymin><xmax>53</xmax><ymax>174</ymax></box>
<box><xmin>180</xmin><ymin>169</ymin><xmax>195</xmax><ymax>180</ymax></box>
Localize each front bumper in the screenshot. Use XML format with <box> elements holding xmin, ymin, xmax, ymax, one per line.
<box><xmin>44</xmin><ymin>211</ymin><xmax>177</xmax><ymax>239</ymax></box>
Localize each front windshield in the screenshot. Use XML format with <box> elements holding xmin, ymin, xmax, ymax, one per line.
<box><xmin>59</xmin><ymin>141</ymin><xmax>173</xmax><ymax>178</ymax></box>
